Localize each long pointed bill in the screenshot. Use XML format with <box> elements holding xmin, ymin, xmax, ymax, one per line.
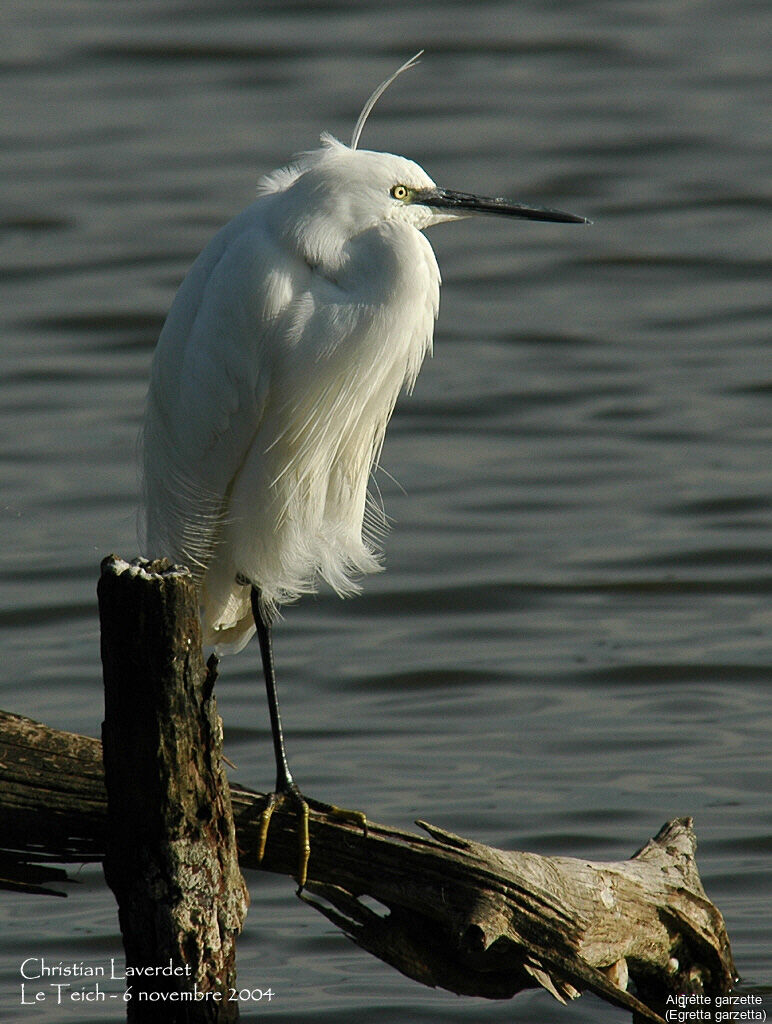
<box><xmin>414</xmin><ymin>186</ymin><xmax>589</xmax><ymax>224</ymax></box>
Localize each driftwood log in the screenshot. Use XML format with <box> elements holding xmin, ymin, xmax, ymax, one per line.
<box><xmin>0</xmin><ymin>556</ymin><xmax>737</xmax><ymax>1024</ymax></box>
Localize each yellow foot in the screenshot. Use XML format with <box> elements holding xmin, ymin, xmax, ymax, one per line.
<box><xmin>306</xmin><ymin>796</ymin><xmax>368</xmax><ymax>839</ymax></box>
<box><xmin>256</xmin><ymin>788</ymin><xmax>367</xmax><ymax>890</ymax></box>
<box><xmin>257</xmin><ymin>787</ymin><xmax>310</xmax><ymax>887</ymax></box>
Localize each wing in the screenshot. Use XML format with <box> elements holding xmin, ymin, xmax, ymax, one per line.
<box><xmin>142</xmin><ymin>204</ymin><xmax>277</xmax><ymax>577</ymax></box>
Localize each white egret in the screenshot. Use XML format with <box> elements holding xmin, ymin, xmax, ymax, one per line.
<box><xmin>142</xmin><ymin>54</ymin><xmax>588</xmax><ymax>887</ymax></box>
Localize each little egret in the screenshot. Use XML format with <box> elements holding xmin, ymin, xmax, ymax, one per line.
<box><xmin>142</xmin><ymin>54</ymin><xmax>588</xmax><ymax>887</ymax></box>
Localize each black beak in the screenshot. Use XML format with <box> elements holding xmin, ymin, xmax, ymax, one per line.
<box><xmin>414</xmin><ymin>186</ymin><xmax>589</xmax><ymax>224</ymax></box>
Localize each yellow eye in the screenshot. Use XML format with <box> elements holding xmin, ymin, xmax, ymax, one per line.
<box><xmin>391</xmin><ymin>184</ymin><xmax>409</xmax><ymax>201</ymax></box>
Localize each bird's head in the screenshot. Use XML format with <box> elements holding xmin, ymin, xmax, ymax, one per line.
<box><xmin>260</xmin><ymin>135</ymin><xmax>586</xmax><ymax>270</ymax></box>
<box><xmin>257</xmin><ymin>54</ymin><xmax>587</xmax><ymax>269</ymax></box>
<box><xmin>260</xmin><ymin>136</ymin><xmax>458</xmax><ymax>237</ymax></box>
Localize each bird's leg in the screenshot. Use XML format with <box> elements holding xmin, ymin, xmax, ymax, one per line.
<box><xmin>252</xmin><ymin>590</ymin><xmax>294</xmax><ymax>794</ymax></box>
<box><xmin>250</xmin><ymin>587</ymin><xmax>366</xmax><ymax>890</ymax></box>
<box><xmin>251</xmin><ymin>587</ymin><xmax>310</xmax><ymax>886</ymax></box>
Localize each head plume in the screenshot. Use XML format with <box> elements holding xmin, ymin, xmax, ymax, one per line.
<box><xmin>350</xmin><ymin>51</ymin><xmax>423</xmax><ymax>151</ymax></box>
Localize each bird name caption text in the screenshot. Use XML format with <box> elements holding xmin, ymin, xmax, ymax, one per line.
<box><xmin>665</xmin><ymin>994</ymin><xmax>766</xmax><ymax>1023</ymax></box>
<box><xmin>17</xmin><ymin>958</ymin><xmax>274</xmax><ymax>1008</ymax></box>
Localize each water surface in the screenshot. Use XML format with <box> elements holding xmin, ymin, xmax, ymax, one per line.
<box><xmin>1</xmin><ymin>1</ymin><xmax>769</xmax><ymax>1020</ymax></box>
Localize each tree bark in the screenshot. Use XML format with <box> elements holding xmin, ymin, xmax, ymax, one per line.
<box><xmin>98</xmin><ymin>555</ymin><xmax>249</xmax><ymax>1022</ymax></box>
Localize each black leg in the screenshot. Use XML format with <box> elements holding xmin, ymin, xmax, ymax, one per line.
<box><xmin>251</xmin><ymin>588</ymin><xmax>295</xmax><ymax>793</ymax></box>
<box><xmin>246</xmin><ymin>584</ymin><xmax>367</xmax><ymax>890</ymax></box>
<box><xmin>248</xmin><ymin>587</ymin><xmax>310</xmax><ymax>887</ymax></box>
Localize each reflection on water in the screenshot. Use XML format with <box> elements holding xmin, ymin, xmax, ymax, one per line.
<box><xmin>0</xmin><ymin>1</ymin><xmax>769</xmax><ymax>1020</ymax></box>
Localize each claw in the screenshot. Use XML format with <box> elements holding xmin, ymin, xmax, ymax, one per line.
<box><xmin>257</xmin><ymin>792</ymin><xmax>279</xmax><ymax>863</ymax></box>
<box><xmin>256</xmin><ymin>790</ymin><xmax>367</xmax><ymax>889</ymax></box>
<box><xmin>256</xmin><ymin>788</ymin><xmax>313</xmax><ymax>888</ymax></box>
<box><xmin>297</xmin><ymin>799</ymin><xmax>310</xmax><ymax>889</ymax></box>
<box><xmin>308</xmin><ymin>798</ymin><xmax>368</xmax><ymax>839</ymax></box>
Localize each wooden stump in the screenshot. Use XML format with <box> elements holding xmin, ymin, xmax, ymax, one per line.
<box><xmin>98</xmin><ymin>555</ymin><xmax>249</xmax><ymax>1022</ymax></box>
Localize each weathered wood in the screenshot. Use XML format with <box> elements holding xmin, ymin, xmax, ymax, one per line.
<box><xmin>98</xmin><ymin>555</ymin><xmax>249</xmax><ymax>1022</ymax></box>
<box><xmin>241</xmin><ymin>806</ymin><xmax>735</xmax><ymax>1023</ymax></box>
<box><xmin>0</xmin><ymin>707</ymin><xmax>735</xmax><ymax>1024</ymax></box>
<box><xmin>0</xmin><ymin>551</ymin><xmax>736</xmax><ymax>1023</ymax></box>
<box><xmin>0</xmin><ymin>707</ymin><xmax>106</xmax><ymax>864</ymax></box>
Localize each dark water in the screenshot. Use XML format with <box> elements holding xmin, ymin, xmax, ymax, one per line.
<box><xmin>1</xmin><ymin>1</ymin><xmax>769</xmax><ymax>1021</ymax></box>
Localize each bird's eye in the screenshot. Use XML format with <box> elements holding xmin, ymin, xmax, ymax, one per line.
<box><xmin>391</xmin><ymin>184</ymin><xmax>410</xmax><ymax>201</ymax></box>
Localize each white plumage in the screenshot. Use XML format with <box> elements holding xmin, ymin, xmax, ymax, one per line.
<box><xmin>143</xmin><ymin>136</ymin><xmax>441</xmax><ymax>652</ymax></box>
